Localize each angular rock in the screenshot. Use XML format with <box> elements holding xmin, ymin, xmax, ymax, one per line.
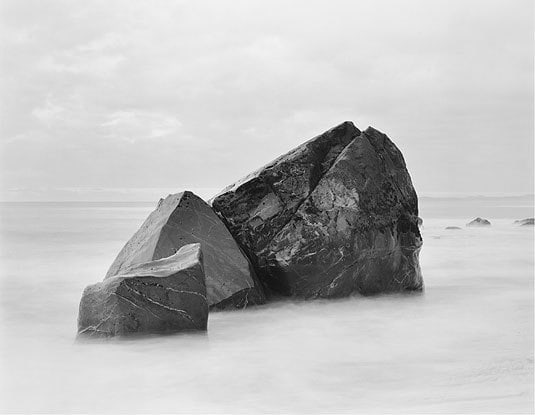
<box><xmin>106</xmin><ymin>191</ymin><xmax>265</xmax><ymax>309</ymax></box>
<box><xmin>467</xmin><ymin>217</ymin><xmax>491</xmax><ymax>227</ymax></box>
<box><xmin>212</xmin><ymin>124</ymin><xmax>423</xmax><ymax>298</ymax></box>
<box><xmin>514</xmin><ymin>218</ymin><xmax>534</xmax><ymax>226</ymax></box>
<box><xmin>78</xmin><ymin>244</ymin><xmax>208</xmax><ymax>338</ymax></box>
<box><xmin>211</xmin><ymin>121</ymin><xmax>360</xmax><ymax>256</ymax></box>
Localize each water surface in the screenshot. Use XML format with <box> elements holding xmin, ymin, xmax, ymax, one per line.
<box><xmin>0</xmin><ymin>198</ymin><xmax>533</xmax><ymax>413</ymax></box>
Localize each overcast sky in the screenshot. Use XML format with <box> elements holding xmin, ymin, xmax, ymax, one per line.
<box><xmin>1</xmin><ymin>0</ymin><xmax>533</xmax><ymax>201</ymax></box>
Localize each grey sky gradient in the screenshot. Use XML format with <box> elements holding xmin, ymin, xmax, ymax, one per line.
<box><xmin>1</xmin><ymin>0</ymin><xmax>533</xmax><ymax>201</ymax></box>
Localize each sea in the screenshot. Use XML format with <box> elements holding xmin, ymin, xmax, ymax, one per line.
<box><xmin>0</xmin><ymin>196</ymin><xmax>533</xmax><ymax>413</ymax></box>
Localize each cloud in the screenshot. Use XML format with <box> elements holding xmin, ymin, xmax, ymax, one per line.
<box><xmin>101</xmin><ymin>110</ymin><xmax>182</xmax><ymax>142</ymax></box>
<box><xmin>31</xmin><ymin>98</ymin><xmax>65</xmax><ymax>125</ymax></box>
<box><xmin>0</xmin><ymin>0</ymin><xmax>533</xmax><ymax>200</ymax></box>
<box><xmin>76</xmin><ymin>32</ymin><xmax>128</xmax><ymax>53</ymax></box>
<box><xmin>38</xmin><ymin>53</ymin><xmax>125</xmax><ymax>78</ymax></box>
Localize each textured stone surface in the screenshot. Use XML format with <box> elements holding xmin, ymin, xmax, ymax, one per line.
<box><xmin>78</xmin><ymin>244</ymin><xmax>208</xmax><ymax>338</ymax></box>
<box><xmin>514</xmin><ymin>218</ymin><xmax>534</xmax><ymax>226</ymax></box>
<box><xmin>211</xmin><ymin>121</ymin><xmax>360</xmax><ymax>255</ymax></box>
<box><xmin>106</xmin><ymin>191</ymin><xmax>265</xmax><ymax>309</ymax></box>
<box><xmin>212</xmin><ymin>124</ymin><xmax>423</xmax><ymax>298</ymax></box>
<box><xmin>467</xmin><ymin>217</ymin><xmax>491</xmax><ymax>227</ymax></box>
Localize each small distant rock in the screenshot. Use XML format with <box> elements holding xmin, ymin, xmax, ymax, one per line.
<box><xmin>466</xmin><ymin>217</ymin><xmax>491</xmax><ymax>227</ymax></box>
<box><xmin>445</xmin><ymin>226</ymin><xmax>462</xmax><ymax>230</ymax></box>
<box><xmin>514</xmin><ymin>218</ymin><xmax>534</xmax><ymax>226</ymax></box>
<box><xmin>417</xmin><ymin>217</ymin><xmax>423</xmax><ymax>227</ymax></box>
<box><xmin>78</xmin><ymin>244</ymin><xmax>208</xmax><ymax>338</ymax></box>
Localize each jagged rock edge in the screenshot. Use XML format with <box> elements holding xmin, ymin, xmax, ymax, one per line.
<box><xmin>210</xmin><ymin>124</ymin><xmax>361</xmax><ymax>257</ymax></box>
<box><xmin>258</xmin><ymin>131</ymin><xmax>362</xmax><ymax>262</ymax></box>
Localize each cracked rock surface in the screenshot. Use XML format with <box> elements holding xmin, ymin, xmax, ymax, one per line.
<box><xmin>106</xmin><ymin>191</ymin><xmax>265</xmax><ymax>309</ymax></box>
<box><xmin>211</xmin><ymin>122</ymin><xmax>424</xmax><ymax>298</ymax></box>
<box><xmin>78</xmin><ymin>244</ymin><xmax>208</xmax><ymax>338</ymax></box>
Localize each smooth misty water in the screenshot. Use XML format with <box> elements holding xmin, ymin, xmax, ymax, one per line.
<box><xmin>0</xmin><ymin>198</ymin><xmax>533</xmax><ymax>413</ymax></box>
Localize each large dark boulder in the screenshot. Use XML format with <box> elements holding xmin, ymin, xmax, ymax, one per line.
<box><xmin>211</xmin><ymin>121</ymin><xmax>360</xmax><ymax>254</ymax></box>
<box><xmin>78</xmin><ymin>244</ymin><xmax>208</xmax><ymax>338</ymax></box>
<box><xmin>466</xmin><ymin>217</ymin><xmax>491</xmax><ymax>227</ymax></box>
<box><xmin>211</xmin><ymin>123</ymin><xmax>423</xmax><ymax>298</ymax></box>
<box><xmin>106</xmin><ymin>191</ymin><xmax>265</xmax><ymax>309</ymax></box>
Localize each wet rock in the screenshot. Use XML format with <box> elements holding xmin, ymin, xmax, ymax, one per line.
<box><xmin>211</xmin><ymin>121</ymin><xmax>360</xmax><ymax>254</ymax></box>
<box><xmin>212</xmin><ymin>123</ymin><xmax>423</xmax><ymax>298</ymax></box>
<box><xmin>445</xmin><ymin>226</ymin><xmax>462</xmax><ymax>230</ymax></box>
<box><xmin>467</xmin><ymin>217</ymin><xmax>491</xmax><ymax>227</ymax></box>
<box><xmin>78</xmin><ymin>244</ymin><xmax>208</xmax><ymax>338</ymax></box>
<box><xmin>514</xmin><ymin>218</ymin><xmax>534</xmax><ymax>226</ymax></box>
<box><xmin>106</xmin><ymin>191</ymin><xmax>265</xmax><ymax>309</ymax></box>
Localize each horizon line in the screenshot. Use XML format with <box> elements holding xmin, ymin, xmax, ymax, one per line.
<box><xmin>0</xmin><ymin>193</ymin><xmax>533</xmax><ymax>203</ymax></box>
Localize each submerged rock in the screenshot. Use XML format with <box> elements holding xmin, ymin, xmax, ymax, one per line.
<box><xmin>78</xmin><ymin>244</ymin><xmax>208</xmax><ymax>338</ymax></box>
<box><xmin>467</xmin><ymin>217</ymin><xmax>491</xmax><ymax>227</ymax></box>
<box><xmin>212</xmin><ymin>123</ymin><xmax>423</xmax><ymax>298</ymax></box>
<box><xmin>445</xmin><ymin>226</ymin><xmax>462</xmax><ymax>230</ymax></box>
<box><xmin>106</xmin><ymin>191</ymin><xmax>265</xmax><ymax>309</ymax></box>
<box><xmin>514</xmin><ymin>218</ymin><xmax>534</xmax><ymax>226</ymax></box>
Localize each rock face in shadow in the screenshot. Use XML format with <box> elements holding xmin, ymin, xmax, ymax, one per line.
<box><xmin>467</xmin><ymin>217</ymin><xmax>491</xmax><ymax>227</ymax></box>
<box><xmin>514</xmin><ymin>218</ymin><xmax>534</xmax><ymax>226</ymax></box>
<box><xmin>78</xmin><ymin>244</ymin><xmax>208</xmax><ymax>338</ymax></box>
<box><xmin>106</xmin><ymin>191</ymin><xmax>265</xmax><ymax>309</ymax></box>
<box><xmin>211</xmin><ymin>123</ymin><xmax>423</xmax><ymax>298</ymax></box>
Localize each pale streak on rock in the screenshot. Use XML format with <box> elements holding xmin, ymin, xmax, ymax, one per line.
<box><xmin>123</xmin><ymin>283</ymin><xmax>194</xmax><ymax>322</ymax></box>
<box><xmin>77</xmin><ymin>244</ymin><xmax>208</xmax><ymax>338</ymax></box>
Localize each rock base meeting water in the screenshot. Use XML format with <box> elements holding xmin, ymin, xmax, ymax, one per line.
<box><xmin>78</xmin><ymin>244</ymin><xmax>208</xmax><ymax>337</ymax></box>
<box><xmin>76</xmin><ymin>121</ymin><xmax>425</xmax><ymax>337</ymax></box>
<box><xmin>212</xmin><ymin>123</ymin><xmax>423</xmax><ymax>298</ymax></box>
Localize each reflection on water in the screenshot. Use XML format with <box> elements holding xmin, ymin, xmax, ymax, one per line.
<box><xmin>0</xmin><ymin>199</ymin><xmax>533</xmax><ymax>413</ymax></box>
